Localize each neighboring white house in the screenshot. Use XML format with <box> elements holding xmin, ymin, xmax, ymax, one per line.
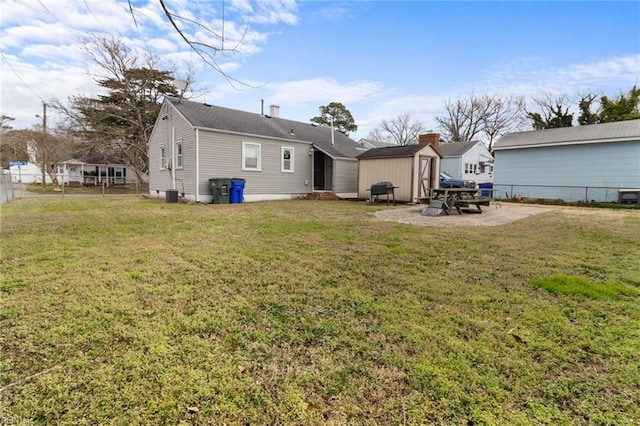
<box><xmin>492</xmin><ymin>119</ymin><xmax>640</xmax><ymax>202</ymax></box>
<box><xmin>147</xmin><ymin>97</ymin><xmax>367</xmax><ymax>203</ymax></box>
<box><xmin>9</xmin><ymin>159</ymin><xmax>138</xmax><ymax>186</ymax></box>
<box><xmin>57</xmin><ymin>159</ymin><xmax>140</xmax><ymax>186</ymax></box>
<box><xmin>439</xmin><ymin>140</ymin><xmax>493</xmax><ymax>184</ymax></box>
<box><xmin>8</xmin><ymin>161</ymin><xmax>49</xmax><ymax>184</ymax></box>
<box><xmin>356</xmin><ymin>138</ymin><xmax>395</xmax><ymax>149</ymax></box>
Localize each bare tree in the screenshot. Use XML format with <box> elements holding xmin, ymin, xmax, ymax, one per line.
<box><xmin>128</xmin><ymin>0</ymin><xmax>250</xmax><ymax>88</ymax></box>
<box><xmin>2</xmin><ymin>128</ymin><xmax>71</xmax><ymax>190</ymax></box>
<box><xmin>436</xmin><ymin>94</ymin><xmax>525</xmax><ymax>149</ymax></box>
<box><xmin>369</xmin><ymin>113</ymin><xmax>427</xmax><ymax>145</ymax></box>
<box><xmin>54</xmin><ymin>36</ymin><xmax>181</xmax><ymax>183</ymax></box>
<box><xmin>482</xmin><ymin>95</ymin><xmax>526</xmax><ymax>150</ymax></box>
<box><xmin>436</xmin><ymin>95</ymin><xmax>489</xmax><ymax>142</ymax></box>
<box><xmin>366</xmin><ymin>128</ymin><xmax>388</xmax><ymax>143</ymax></box>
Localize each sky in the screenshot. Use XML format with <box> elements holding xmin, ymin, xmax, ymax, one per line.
<box><xmin>1</xmin><ymin>0</ymin><xmax>639</xmax><ymax>141</ymax></box>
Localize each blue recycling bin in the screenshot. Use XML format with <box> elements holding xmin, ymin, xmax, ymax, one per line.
<box><xmin>479</xmin><ymin>182</ymin><xmax>493</xmax><ymax>197</ymax></box>
<box><xmin>229</xmin><ymin>178</ymin><xmax>246</xmax><ymax>203</ymax></box>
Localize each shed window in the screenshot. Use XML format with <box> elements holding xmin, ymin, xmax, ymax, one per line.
<box><xmin>160</xmin><ymin>145</ymin><xmax>166</xmax><ymax>169</ymax></box>
<box><xmin>282</xmin><ymin>147</ymin><xmax>294</xmax><ymax>172</ymax></box>
<box><xmin>242</xmin><ymin>142</ymin><xmax>261</xmax><ymax>171</ymax></box>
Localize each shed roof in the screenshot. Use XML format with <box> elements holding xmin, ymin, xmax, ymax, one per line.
<box><xmin>356</xmin><ymin>144</ymin><xmax>439</xmax><ymax>159</ymax></box>
<box><xmin>493</xmin><ymin>119</ymin><xmax>640</xmax><ymax>151</ymax></box>
<box><xmin>166</xmin><ymin>97</ymin><xmax>365</xmax><ymax>159</ymax></box>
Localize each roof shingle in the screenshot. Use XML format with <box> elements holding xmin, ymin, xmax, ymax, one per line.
<box><xmin>493</xmin><ymin>119</ymin><xmax>640</xmax><ymax>150</ymax></box>
<box><xmin>167</xmin><ymin>97</ymin><xmax>365</xmax><ymax>159</ymax></box>
<box><xmin>438</xmin><ymin>141</ymin><xmax>482</xmax><ymax>156</ymax></box>
<box><xmin>356</xmin><ymin>144</ymin><xmax>433</xmax><ymax>159</ymax></box>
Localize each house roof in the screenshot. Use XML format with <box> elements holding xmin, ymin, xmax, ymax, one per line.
<box><xmin>356</xmin><ymin>143</ymin><xmax>439</xmax><ymax>159</ymax></box>
<box><xmin>493</xmin><ymin>119</ymin><xmax>640</xmax><ymax>151</ymax></box>
<box><xmin>166</xmin><ymin>97</ymin><xmax>366</xmax><ymax>159</ymax></box>
<box><xmin>438</xmin><ymin>140</ymin><xmax>483</xmax><ymax>157</ymax></box>
<box><xmin>357</xmin><ymin>138</ymin><xmax>396</xmax><ymax>149</ymax></box>
<box><xmin>59</xmin><ymin>158</ymin><xmax>87</xmax><ymax>165</ymax></box>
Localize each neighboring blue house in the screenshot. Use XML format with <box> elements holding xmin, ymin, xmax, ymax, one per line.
<box><xmin>492</xmin><ymin>120</ymin><xmax>640</xmax><ymax>202</ymax></box>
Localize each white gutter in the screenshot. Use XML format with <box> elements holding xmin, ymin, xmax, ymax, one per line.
<box><xmin>171</xmin><ymin>126</ymin><xmax>176</xmax><ymax>190</ymax></box>
<box><xmin>195</xmin><ymin>128</ymin><xmax>200</xmax><ymax>202</ymax></box>
<box><xmin>493</xmin><ymin>136</ymin><xmax>639</xmax><ymax>151</ymax></box>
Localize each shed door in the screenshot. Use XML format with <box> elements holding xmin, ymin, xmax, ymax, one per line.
<box><xmin>419</xmin><ymin>155</ymin><xmax>435</xmax><ymax>199</ymax></box>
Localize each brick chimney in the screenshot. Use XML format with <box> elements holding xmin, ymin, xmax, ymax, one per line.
<box><xmin>418</xmin><ymin>132</ymin><xmax>440</xmax><ymax>151</ymax></box>
<box><xmin>269</xmin><ymin>104</ymin><xmax>280</xmax><ymax>118</ymax></box>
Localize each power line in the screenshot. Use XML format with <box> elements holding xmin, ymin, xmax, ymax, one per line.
<box><xmin>83</xmin><ymin>0</ymin><xmax>109</xmax><ymax>33</ymax></box>
<box><xmin>0</xmin><ymin>51</ymin><xmax>45</xmax><ymax>101</ymax></box>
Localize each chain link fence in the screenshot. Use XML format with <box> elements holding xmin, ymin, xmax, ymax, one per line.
<box><xmin>1</xmin><ymin>171</ymin><xmax>15</xmax><ymax>205</ymax></box>
<box><xmin>1</xmin><ymin>172</ymin><xmax>146</xmax><ymax>203</ymax></box>
<box><xmin>492</xmin><ymin>183</ymin><xmax>635</xmax><ymax>204</ymax></box>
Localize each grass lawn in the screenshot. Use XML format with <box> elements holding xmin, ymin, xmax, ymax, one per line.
<box><xmin>1</xmin><ymin>197</ymin><xmax>639</xmax><ymax>425</ymax></box>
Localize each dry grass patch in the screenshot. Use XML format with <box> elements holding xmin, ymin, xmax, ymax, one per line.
<box><xmin>1</xmin><ymin>197</ymin><xmax>639</xmax><ymax>424</ymax></box>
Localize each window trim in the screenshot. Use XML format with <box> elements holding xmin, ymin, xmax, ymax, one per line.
<box><xmin>242</xmin><ymin>142</ymin><xmax>262</xmax><ymax>171</ymax></box>
<box><xmin>281</xmin><ymin>146</ymin><xmax>294</xmax><ymax>173</ymax></box>
<box><xmin>160</xmin><ymin>145</ymin><xmax>166</xmax><ymax>170</ymax></box>
<box><xmin>176</xmin><ymin>139</ymin><xmax>183</xmax><ymax>169</ymax></box>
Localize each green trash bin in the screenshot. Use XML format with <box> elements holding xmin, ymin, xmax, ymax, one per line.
<box><xmin>209</xmin><ymin>178</ymin><xmax>231</xmax><ymax>204</ymax></box>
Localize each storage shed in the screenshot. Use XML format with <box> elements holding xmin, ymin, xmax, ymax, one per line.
<box><xmin>356</xmin><ymin>134</ymin><xmax>441</xmax><ymax>203</ymax></box>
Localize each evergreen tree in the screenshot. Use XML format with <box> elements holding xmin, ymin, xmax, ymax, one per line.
<box><xmin>577</xmin><ymin>93</ymin><xmax>599</xmax><ymax>125</ymax></box>
<box><xmin>57</xmin><ymin>37</ymin><xmax>180</xmax><ymax>183</ymax></box>
<box><xmin>310</xmin><ymin>102</ymin><xmax>357</xmax><ymax>136</ymax></box>
<box><xmin>599</xmin><ymin>86</ymin><xmax>640</xmax><ymax>123</ymax></box>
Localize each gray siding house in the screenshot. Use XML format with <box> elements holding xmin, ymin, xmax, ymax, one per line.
<box><xmin>148</xmin><ymin>97</ymin><xmax>366</xmax><ymax>203</ymax></box>
<box><xmin>492</xmin><ymin>120</ymin><xmax>640</xmax><ymax>202</ymax></box>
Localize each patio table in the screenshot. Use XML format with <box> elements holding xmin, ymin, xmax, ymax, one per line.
<box><xmin>429</xmin><ymin>188</ymin><xmax>491</xmax><ymax>215</ymax></box>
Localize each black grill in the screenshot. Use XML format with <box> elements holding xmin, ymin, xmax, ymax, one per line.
<box><xmin>369</xmin><ymin>181</ymin><xmax>397</xmax><ymax>204</ymax></box>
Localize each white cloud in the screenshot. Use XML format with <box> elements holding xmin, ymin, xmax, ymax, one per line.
<box><xmin>557</xmin><ymin>54</ymin><xmax>640</xmax><ymax>87</ymax></box>
<box><xmin>267</xmin><ymin>77</ymin><xmax>385</xmax><ymax>104</ymax></box>
<box><xmin>319</xmin><ymin>2</ymin><xmax>353</xmax><ymax>23</ymax></box>
<box><xmin>483</xmin><ymin>54</ymin><xmax>640</xmax><ymax>97</ymax></box>
<box><xmin>230</xmin><ymin>0</ymin><xmax>299</xmax><ymax>25</ymax></box>
<box><xmin>0</xmin><ymin>0</ymin><xmax>300</xmax><ymax>130</ymax></box>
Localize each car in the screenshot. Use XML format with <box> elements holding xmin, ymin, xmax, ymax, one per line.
<box><xmin>439</xmin><ymin>171</ymin><xmax>476</xmax><ymax>188</ymax></box>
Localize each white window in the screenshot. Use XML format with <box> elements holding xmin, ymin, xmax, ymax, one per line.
<box><xmin>242</xmin><ymin>142</ymin><xmax>261</xmax><ymax>171</ymax></box>
<box><xmin>160</xmin><ymin>145</ymin><xmax>166</xmax><ymax>169</ymax></box>
<box><xmin>464</xmin><ymin>163</ymin><xmax>478</xmax><ymax>174</ymax></box>
<box><xmin>176</xmin><ymin>140</ymin><xmax>183</xmax><ymax>169</ymax></box>
<box><xmin>281</xmin><ymin>147</ymin><xmax>294</xmax><ymax>172</ymax></box>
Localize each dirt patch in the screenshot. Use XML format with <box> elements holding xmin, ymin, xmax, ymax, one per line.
<box><xmin>373</xmin><ymin>202</ymin><xmax>555</xmax><ymax>227</ymax></box>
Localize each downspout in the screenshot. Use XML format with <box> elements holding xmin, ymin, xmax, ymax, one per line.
<box><xmin>171</xmin><ymin>126</ymin><xmax>176</xmax><ymax>190</ymax></box>
<box><xmin>310</xmin><ymin>148</ymin><xmax>314</xmax><ymax>192</ymax></box>
<box><xmin>195</xmin><ymin>128</ymin><xmax>200</xmax><ymax>202</ymax></box>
